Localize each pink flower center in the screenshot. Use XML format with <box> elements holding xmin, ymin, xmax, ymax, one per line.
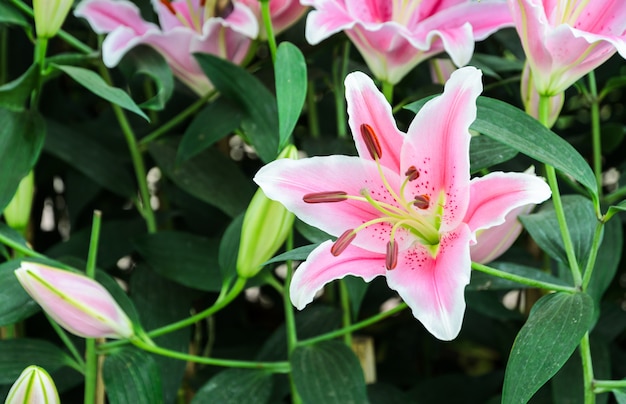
<box><xmin>303</xmin><ymin>124</ymin><xmax>443</xmax><ymax>269</ymax></box>
<box><xmin>159</xmin><ymin>0</ymin><xmax>234</xmax><ymax>33</ymax></box>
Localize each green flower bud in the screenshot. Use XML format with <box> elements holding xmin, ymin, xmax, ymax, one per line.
<box><xmin>33</xmin><ymin>0</ymin><xmax>74</xmax><ymax>39</ymax></box>
<box><xmin>4</xmin><ymin>171</ymin><xmax>35</xmax><ymax>235</ymax></box>
<box><xmin>5</xmin><ymin>365</ymin><xmax>60</xmax><ymax>404</ymax></box>
<box><xmin>237</xmin><ymin>145</ymin><xmax>298</xmax><ymax>278</ymax></box>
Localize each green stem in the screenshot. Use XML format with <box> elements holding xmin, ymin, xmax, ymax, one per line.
<box><xmin>30</xmin><ymin>37</ymin><xmax>48</xmax><ymax>107</ymax></box>
<box><xmin>138</xmin><ymin>90</ymin><xmax>215</xmax><ymax>148</ymax></box>
<box><xmin>299</xmin><ymin>302</ymin><xmax>408</xmax><ymax>347</ymax></box>
<box><xmin>283</xmin><ymin>231</ymin><xmax>302</xmax><ymax>403</ymax></box>
<box><xmin>98</xmin><ymin>64</ymin><xmax>157</xmax><ymax>233</ymax></box>
<box><xmin>593</xmin><ymin>379</ymin><xmax>626</xmax><ymax>393</ymax></box>
<box><xmin>259</xmin><ymin>0</ymin><xmax>277</xmax><ymax>63</ymax></box>
<box><xmin>84</xmin><ymin>210</ymin><xmax>103</xmax><ymax>404</ymax></box>
<box><xmin>338</xmin><ymin>280</ymin><xmax>352</xmax><ymax>347</ymax></box>
<box><xmin>471</xmin><ymin>262</ymin><xmax>578</xmax><ymax>293</ymax></box>
<box><xmin>580</xmin><ymin>333</ymin><xmax>596</xmax><ymax>404</ymax></box>
<box><xmin>382</xmin><ymin>81</ymin><xmax>394</xmax><ymax>103</ymax></box>
<box><xmin>588</xmin><ymin>71</ymin><xmax>603</xmax><ymax>196</ymax></box>
<box><xmin>538</xmin><ymin>94</ymin><xmax>583</xmax><ymax>287</ymax></box>
<box><xmin>130</xmin><ymin>337</ymin><xmax>290</xmax><ymax>372</ymax></box>
<box><xmin>0</xmin><ymin>232</ymin><xmax>47</xmax><ymax>259</ymax></box>
<box><xmin>581</xmin><ymin>221</ymin><xmax>604</xmax><ymax>291</ymax></box>
<box><xmin>45</xmin><ymin>314</ymin><xmax>86</xmax><ymax>373</ymax></box>
<box><xmin>604</xmin><ymin>185</ymin><xmax>626</xmax><ymax>205</ymax></box>
<box><xmin>332</xmin><ymin>41</ymin><xmax>350</xmax><ymax>138</ymax></box>
<box><xmin>306</xmin><ymin>79</ymin><xmax>320</xmax><ymax>138</ymax></box>
<box><xmin>8</xmin><ymin>0</ymin><xmax>93</xmax><ymax>54</ymax></box>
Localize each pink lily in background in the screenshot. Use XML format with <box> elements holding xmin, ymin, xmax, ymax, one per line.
<box><xmin>255</xmin><ymin>67</ymin><xmax>551</xmax><ymax>340</ymax></box>
<box><xmin>15</xmin><ymin>262</ymin><xmax>134</xmax><ymax>339</ymax></box>
<box><xmin>300</xmin><ymin>0</ymin><xmax>513</xmax><ymax>85</ymax></box>
<box><xmin>74</xmin><ymin>0</ymin><xmax>259</xmax><ymax>96</ymax></box>
<box><xmin>509</xmin><ymin>0</ymin><xmax>626</xmax><ymax>96</ymax></box>
<box><xmin>239</xmin><ymin>0</ymin><xmax>307</xmax><ymax>39</ymax></box>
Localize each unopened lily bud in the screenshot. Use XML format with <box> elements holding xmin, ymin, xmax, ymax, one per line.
<box><xmin>14</xmin><ymin>262</ymin><xmax>134</xmax><ymax>339</ymax></box>
<box><xmin>236</xmin><ymin>145</ymin><xmax>298</xmax><ymax>278</ymax></box>
<box><xmin>5</xmin><ymin>365</ymin><xmax>60</xmax><ymax>404</ymax></box>
<box><xmin>33</xmin><ymin>0</ymin><xmax>74</xmax><ymax>38</ymax></box>
<box><xmin>4</xmin><ymin>171</ymin><xmax>35</xmax><ymax>235</ymax></box>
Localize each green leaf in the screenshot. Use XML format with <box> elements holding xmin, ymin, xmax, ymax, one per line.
<box><xmin>119</xmin><ymin>46</ymin><xmax>174</xmax><ymax>111</ymax></box>
<box><xmin>0</xmin><ymin>339</ymin><xmax>76</xmax><ymax>384</ymax></box>
<box><xmin>613</xmin><ymin>382</ymin><xmax>626</xmax><ymax>404</ymax></box>
<box><xmin>150</xmin><ymin>138</ymin><xmax>255</xmax><ymax>217</ymax></box>
<box><xmin>291</xmin><ymin>341</ymin><xmax>368</xmax><ymax>404</ymax></box>
<box><xmin>264</xmin><ymin>243</ymin><xmax>321</xmax><ymax>265</ymax></box>
<box><xmin>469</xmin><ymin>135</ymin><xmax>518</xmax><ymax>173</ymax></box>
<box><xmin>468</xmin><ymin>262</ymin><xmax>570</xmax><ymax>291</ymax></box>
<box><xmin>218</xmin><ymin>214</ymin><xmax>244</xmax><ymax>285</ymax></box>
<box><xmin>502</xmin><ymin>292</ymin><xmax>594</xmax><ymax>403</ymax></box>
<box><xmin>0</xmin><ymin>108</ymin><xmax>46</xmax><ymax>213</ymax></box>
<box><xmin>45</xmin><ymin>120</ymin><xmax>135</xmax><ymax>197</ymax></box>
<box><xmin>0</xmin><ymin>259</ymin><xmax>39</xmax><ymax>326</ymax></box>
<box><xmin>134</xmin><ymin>231</ymin><xmax>222</xmax><ymax>292</ymax></box>
<box><xmin>275</xmin><ymin>42</ymin><xmax>307</xmax><ymax>150</ymax></box>
<box><xmin>520</xmin><ymin>195</ymin><xmax>597</xmax><ymax>269</ymax></box>
<box><xmin>191</xmin><ymin>369</ymin><xmax>274</xmax><ymax>404</ymax></box>
<box><xmin>177</xmin><ymin>99</ymin><xmax>244</xmax><ymax>163</ymax></box>
<box><xmin>0</xmin><ymin>2</ymin><xmax>28</xmax><ymax>26</ymax></box>
<box><xmin>52</xmin><ymin>64</ymin><xmax>149</xmax><ymax>121</ymax></box>
<box><xmin>103</xmin><ymin>347</ymin><xmax>164</xmax><ymax>404</ymax></box>
<box><xmin>606</xmin><ymin>199</ymin><xmax>626</xmax><ymax>222</ymax></box>
<box><xmin>405</xmin><ymin>97</ymin><xmax>598</xmax><ymax>199</ymax></box>
<box><xmin>0</xmin><ymin>64</ymin><xmax>39</xmax><ymax>110</ymax></box>
<box><xmin>194</xmin><ymin>53</ymin><xmax>279</xmax><ymax>162</ymax></box>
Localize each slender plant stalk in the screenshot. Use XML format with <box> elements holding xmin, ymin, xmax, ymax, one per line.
<box><xmin>604</xmin><ymin>185</ymin><xmax>626</xmax><ymax>205</ymax></box>
<box><xmin>84</xmin><ymin>211</ymin><xmax>103</xmax><ymax>404</ymax></box>
<box><xmin>382</xmin><ymin>81</ymin><xmax>394</xmax><ymax>103</ymax></box>
<box><xmin>332</xmin><ymin>41</ymin><xmax>350</xmax><ymax>138</ymax></box>
<box><xmin>259</xmin><ymin>0</ymin><xmax>277</xmax><ymax>62</ymax></box>
<box><xmin>30</xmin><ymin>37</ymin><xmax>48</xmax><ymax>108</ymax></box>
<box><xmin>581</xmin><ymin>221</ymin><xmax>604</xmax><ymax>291</ymax></box>
<box><xmin>300</xmin><ymin>302</ymin><xmax>408</xmax><ymax>346</ymax></box>
<box><xmin>338</xmin><ymin>280</ymin><xmax>353</xmax><ymax>347</ymax></box>
<box><xmin>0</xmin><ymin>232</ymin><xmax>47</xmax><ymax>259</ymax></box>
<box><xmin>130</xmin><ymin>337</ymin><xmax>290</xmax><ymax>372</ymax></box>
<box><xmin>98</xmin><ymin>64</ymin><xmax>157</xmax><ymax>233</ymax></box>
<box><xmin>580</xmin><ymin>333</ymin><xmax>596</xmax><ymax>404</ymax></box>
<box><xmin>471</xmin><ymin>262</ymin><xmax>577</xmax><ymax>293</ymax></box>
<box><xmin>588</xmin><ymin>71</ymin><xmax>603</xmax><ymax>196</ymax></box>
<box><xmin>138</xmin><ymin>90</ymin><xmax>215</xmax><ymax>148</ymax></box>
<box><xmin>283</xmin><ymin>231</ymin><xmax>302</xmax><ymax>404</ymax></box>
<box><xmin>306</xmin><ymin>79</ymin><xmax>320</xmax><ymax>138</ymax></box>
<box><xmin>538</xmin><ymin>94</ymin><xmax>583</xmax><ymax>287</ymax></box>
<box><xmin>593</xmin><ymin>379</ymin><xmax>626</xmax><ymax>393</ymax></box>
<box><xmin>45</xmin><ymin>314</ymin><xmax>86</xmax><ymax>372</ymax></box>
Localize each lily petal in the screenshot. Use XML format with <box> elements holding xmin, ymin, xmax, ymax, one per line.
<box><xmin>464</xmin><ymin>171</ymin><xmax>552</xmax><ymax>236</ymax></box>
<box><xmin>386</xmin><ymin>224</ymin><xmax>472</xmax><ymax>341</ymax></box>
<box><xmin>290</xmin><ymin>241</ymin><xmax>386</xmax><ymax>310</ymax></box>
<box><xmin>401</xmin><ymin>66</ymin><xmax>482</xmax><ymax>231</ymax></box>
<box><xmin>254</xmin><ymin>155</ymin><xmax>404</xmax><ymax>253</ymax></box>
<box><xmin>345</xmin><ymin>71</ymin><xmax>404</xmax><ymax>172</ymax></box>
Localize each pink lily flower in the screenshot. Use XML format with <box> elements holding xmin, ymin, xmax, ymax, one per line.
<box><xmin>74</xmin><ymin>0</ymin><xmax>259</xmax><ymax>96</ymax></box>
<box><xmin>300</xmin><ymin>0</ymin><xmax>513</xmax><ymax>85</ymax></box>
<box><xmin>239</xmin><ymin>0</ymin><xmax>307</xmax><ymax>39</ymax></box>
<box><xmin>255</xmin><ymin>67</ymin><xmax>551</xmax><ymax>340</ymax></box>
<box><xmin>15</xmin><ymin>262</ymin><xmax>134</xmax><ymax>339</ymax></box>
<box><xmin>508</xmin><ymin>0</ymin><xmax>626</xmax><ymax>95</ymax></box>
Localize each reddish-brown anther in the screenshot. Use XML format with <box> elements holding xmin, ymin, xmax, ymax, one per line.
<box><xmin>331</xmin><ymin>229</ymin><xmax>356</xmax><ymax>256</ymax></box>
<box><xmin>385</xmin><ymin>240</ymin><xmax>398</xmax><ymax>270</ymax></box>
<box><xmin>405</xmin><ymin>165</ymin><xmax>419</xmax><ymax>181</ymax></box>
<box><xmin>303</xmin><ymin>191</ymin><xmax>348</xmax><ymax>203</ymax></box>
<box><xmin>413</xmin><ymin>194</ymin><xmax>430</xmax><ymax>209</ymax></box>
<box><xmin>360</xmin><ymin>123</ymin><xmax>382</xmax><ymax>159</ymax></box>
<box><xmin>159</xmin><ymin>0</ymin><xmax>176</xmax><ymax>15</ymax></box>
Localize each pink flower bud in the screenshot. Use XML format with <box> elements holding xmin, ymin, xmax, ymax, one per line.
<box><xmin>14</xmin><ymin>262</ymin><xmax>134</xmax><ymax>339</ymax></box>
<box><xmin>5</xmin><ymin>365</ymin><xmax>60</xmax><ymax>404</ymax></box>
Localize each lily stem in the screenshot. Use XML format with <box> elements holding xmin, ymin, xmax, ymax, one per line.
<box><xmin>538</xmin><ymin>94</ymin><xmax>583</xmax><ymax>287</ymax></box>
<box><xmin>580</xmin><ymin>333</ymin><xmax>596</xmax><ymax>404</ymax></box>
<box><xmin>471</xmin><ymin>262</ymin><xmax>577</xmax><ymax>293</ymax></box>
<box><xmin>338</xmin><ymin>280</ymin><xmax>353</xmax><ymax>347</ymax></box>
<box><xmin>283</xmin><ymin>231</ymin><xmax>302</xmax><ymax>403</ymax></box>
<box><xmin>306</xmin><ymin>79</ymin><xmax>320</xmax><ymax>138</ymax></box>
<box><xmin>259</xmin><ymin>0</ymin><xmax>277</xmax><ymax>63</ymax></box>
<box><xmin>332</xmin><ymin>41</ymin><xmax>350</xmax><ymax>138</ymax></box>
<box><xmin>588</xmin><ymin>71</ymin><xmax>603</xmax><ymax>196</ymax></box>
<box><xmin>98</xmin><ymin>63</ymin><xmax>157</xmax><ymax>234</ymax></box>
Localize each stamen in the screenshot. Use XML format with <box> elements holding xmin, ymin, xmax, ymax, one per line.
<box><xmin>405</xmin><ymin>166</ymin><xmax>419</xmax><ymax>181</ymax></box>
<box><xmin>200</xmin><ymin>0</ymin><xmax>206</xmax><ymax>6</ymax></box>
<box><xmin>331</xmin><ymin>229</ymin><xmax>356</xmax><ymax>256</ymax></box>
<box><xmin>413</xmin><ymin>194</ymin><xmax>430</xmax><ymax>210</ymax></box>
<box><xmin>303</xmin><ymin>191</ymin><xmax>348</xmax><ymax>203</ymax></box>
<box><xmin>159</xmin><ymin>0</ymin><xmax>177</xmax><ymax>15</ymax></box>
<box><xmin>386</xmin><ymin>240</ymin><xmax>398</xmax><ymax>270</ymax></box>
<box><xmin>215</xmin><ymin>0</ymin><xmax>234</xmax><ymax>18</ymax></box>
<box><xmin>360</xmin><ymin>123</ymin><xmax>382</xmax><ymax>160</ymax></box>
